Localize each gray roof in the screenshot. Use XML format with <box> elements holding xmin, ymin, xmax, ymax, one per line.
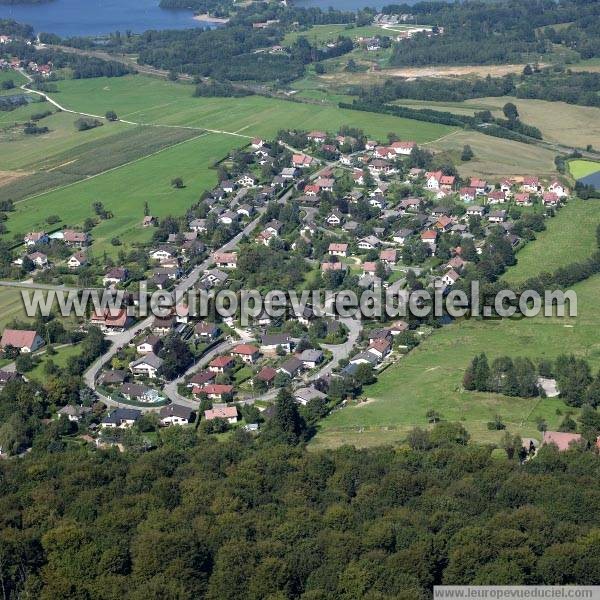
<box><xmin>130</xmin><ymin>352</ymin><xmax>163</xmax><ymax>369</ymax></box>
<box><xmin>300</xmin><ymin>349</ymin><xmax>323</xmax><ymax>362</ymax></box>
<box><xmin>102</xmin><ymin>407</ymin><xmax>142</xmax><ymax>424</ymax></box>
<box><xmin>160</xmin><ymin>404</ymin><xmax>193</xmax><ymax>420</ymax></box>
<box><xmin>294</xmin><ymin>386</ymin><xmax>327</xmax><ymax>402</ymax></box>
<box><xmin>279</xmin><ymin>356</ymin><xmax>303</xmax><ymax>375</ymax></box>
<box><xmin>261</xmin><ymin>333</ymin><xmax>291</xmax><ymax>346</ymax></box>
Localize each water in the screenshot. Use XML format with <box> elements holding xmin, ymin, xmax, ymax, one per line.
<box><xmin>0</xmin><ymin>0</ymin><xmax>212</xmax><ymax>37</ymax></box>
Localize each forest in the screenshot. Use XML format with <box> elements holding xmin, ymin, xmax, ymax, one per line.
<box><xmin>0</xmin><ymin>410</ymin><xmax>600</xmax><ymax>598</ymax></box>
<box><xmin>384</xmin><ymin>0</ymin><xmax>600</xmax><ymax>67</ymax></box>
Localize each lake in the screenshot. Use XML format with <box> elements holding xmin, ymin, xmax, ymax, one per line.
<box><xmin>0</xmin><ymin>0</ymin><xmax>210</xmax><ymax>37</ymax></box>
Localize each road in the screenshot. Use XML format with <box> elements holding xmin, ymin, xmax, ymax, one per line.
<box><xmin>83</xmin><ymin>212</ymin><xmax>265</xmax><ymax>404</ymax></box>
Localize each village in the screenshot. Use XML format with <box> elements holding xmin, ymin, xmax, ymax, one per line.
<box><xmin>0</xmin><ymin>121</ymin><xmax>577</xmax><ymax>452</ymax></box>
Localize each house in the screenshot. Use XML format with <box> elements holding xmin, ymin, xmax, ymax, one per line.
<box><xmin>219</xmin><ymin>211</ymin><xmax>239</xmax><ymax>225</ymax></box>
<box><xmin>213</xmin><ymin>252</ymin><xmax>237</xmax><ymax>269</ymax></box>
<box><xmin>194</xmin><ymin>322</ymin><xmax>220</xmax><ymax>341</ymax></box>
<box><xmin>349</xmin><ymin>351</ymin><xmax>379</xmax><ymax>366</ymax></box>
<box><xmin>368</xmin><ymin>337</ymin><xmax>392</xmax><ymax>360</ymax></box>
<box><xmin>160</xmin><ymin>404</ymin><xmax>193</xmax><ymax>426</ymax></box>
<box><xmin>201</xmin><ymin>269</ymin><xmax>229</xmax><ymax>289</ymax></box>
<box><xmin>237</xmin><ymin>204</ymin><xmax>253</xmax><ymax>218</ymax></box>
<box><xmin>358</xmin><ymin>235</ymin><xmax>381</xmax><ymax>250</ymax></box>
<box><xmin>204</xmin><ymin>404</ymin><xmax>238</xmax><ymax>422</ymax></box>
<box><xmin>542</xmin><ymin>430</ymin><xmax>582</xmax><ymax>451</ymax></box>
<box><xmin>488</xmin><ymin>210</ymin><xmax>507</xmax><ymax>224</ymax></box>
<box><xmin>362</xmin><ymin>261</ymin><xmax>377</xmax><ymax>275</ymax></box>
<box><xmin>0</xmin><ymin>329</ymin><xmax>44</xmax><ymax>353</ymax></box>
<box><xmin>315</xmin><ymin>178</ymin><xmax>335</xmax><ymax>192</ymax></box>
<box><xmin>434</xmin><ymin>215</ymin><xmax>453</xmax><ymax>231</ymax></box>
<box><xmin>548</xmin><ymin>180</ymin><xmax>569</xmax><ymax>198</ymax></box>
<box><xmin>189</xmin><ymin>218</ymin><xmax>207</xmax><ymax>233</ymax></box>
<box><xmin>369</xmin><ymin>195</ymin><xmax>386</xmax><ymax>210</ymax></box>
<box><xmin>143</xmin><ymin>215</ymin><xmax>158</xmax><ymax>227</ymax></box>
<box><xmin>17</xmin><ymin>252</ymin><xmax>48</xmax><ymax>269</ymax></box>
<box><xmin>278</xmin><ymin>356</ymin><xmax>303</xmax><ymax>378</ymax></box>
<box><xmin>120</xmin><ymin>383</ymin><xmax>160</xmax><ymax>403</ymax></box>
<box><xmin>150</xmin><ymin>247</ymin><xmax>176</xmax><ymax>263</ymax></box>
<box><xmin>459</xmin><ymin>187</ymin><xmax>477</xmax><ymax>203</ymax></box>
<box><xmin>369</xmin><ymin>159</ymin><xmax>393</xmax><ymax>175</ymax></box>
<box><xmin>326</xmin><ymin>210</ymin><xmax>343</xmax><ymax>226</ymax></box>
<box><xmin>101</xmin><ymin>408</ymin><xmax>142</xmax><ymax>429</ymax></box>
<box><xmin>352</xmin><ymin>171</ymin><xmax>364</xmax><ymax>185</ymax></box>
<box><xmin>304</xmin><ymin>184</ymin><xmax>320</xmax><ymax>197</ymax></box>
<box><xmin>328</xmin><ymin>242</ymin><xmax>348</xmax><ymax>257</ymax></box>
<box><xmin>62</xmin><ymin>229</ymin><xmax>90</xmax><ymax>248</ymax></box>
<box><xmin>299</xmin><ymin>349</ymin><xmax>324</xmax><ymax>369</ymax></box>
<box><xmin>321</xmin><ymin>261</ymin><xmax>346</xmax><ymax>273</ymax></box>
<box><xmin>292</xmin><ymin>154</ymin><xmax>313</xmax><ymax>168</ymax></box>
<box><xmin>261</xmin><ymin>333</ymin><xmax>292</xmax><ymax>354</ymax></box>
<box><xmin>99</xmin><ymin>370</ymin><xmax>127</xmax><ymax>386</ymax></box>
<box><xmin>102</xmin><ymin>267</ymin><xmax>128</xmax><ymax>287</ymax></box>
<box><xmin>129</xmin><ymin>353</ymin><xmax>163</xmax><ymax>379</ymax></box>
<box><xmin>514</xmin><ymin>192</ymin><xmax>531</xmax><ymax>206</ymax></box>
<box><xmin>209</xmin><ymin>355</ymin><xmax>234</xmax><ymax>373</ymax></box>
<box><xmin>470</xmin><ymin>178</ymin><xmax>487</xmax><ymax>195</ymax></box>
<box><xmin>421</xmin><ymin>230</ymin><xmax>437</xmax><ymax>245</ymax></box>
<box><xmin>57</xmin><ymin>405</ymin><xmax>91</xmax><ymax>423</ymax></box>
<box><xmin>391</xmin><ymin>140</ymin><xmax>416</xmax><ymax>155</ymax></box>
<box><xmin>237</xmin><ymin>173</ymin><xmax>257</xmax><ymax>188</ymax></box>
<box><xmin>543</xmin><ymin>192</ymin><xmax>559</xmax><ymax>206</ymax></box>
<box><xmin>379</xmin><ymin>249</ymin><xmax>397</xmax><ymax>265</ymax></box>
<box><xmin>187</xmin><ymin>370</ymin><xmax>215</xmax><ymax>390</ymax></box>
<box><xmin>251</xmin><ymin>137</ymin><xmax>264</xmax><ymax>149</ymax></box>
<box><xmin>136</xmin><ymin>335</ymin><xmax>162</xmax><ymax>354</ymax></box>
<box><xmin>389</xmin><ymin>320</ymin><xmax>409</xmax><ymax>335</ymax></box>
<box><xmin>393</xmin><ymin>229</ymin><xmax>413</xmax><ymax>245</ymax></box>
<box><xmin>294</xmin><ymin>386</ymin><xmax>327</xmax><ymax>406</ymax></box>
<box><xmin>445</xmin><ymin>255</ymin><xmax>466</xmax><ymax>272</ymax></box>
<box><xmin>425</xmin><ymin>171</ymin><xmax>444</xmax><ymax>190</ymax></box>
<box><xmin>400</xmin><ymin>197</ymin><xmax>422</xmax><ymax>212</ymax></box>
<box><xmin>232</xmin><ymin>344</ymin><xmax>260</xmax><ymax>364</ymax></box>
<box><xmin>256</xmin><ymin>366</ymin><xmax>277</xmax><ymax>386</ymax></box>
<box><xmin>307</xmin><ymin>131</ymin><xmax>326</xmax><ymax>143</ymax></box>
<box><xmin>152</xmin><ymin>316</ymin><xmax>176</xmax><ymax>335</ymax></box>
<box><xmin>522</xmin><ymin>176</ymin><xmax>541</xmax><ymax>193</ymax></box>
<box><xmin>441</xmin><ymin>269</ymin><xmax>460</xmax><ymax>287</ymax></box>
<box><xmin>281</xmin><ymin>167</ymin><xmax>298</xmax><ymax>180</ymax></box>
<box><xmin>221</xmin><ymin>180</ymin><xmax>235</xmax><ymax>194</ymax></box>
<box><xmin>24</xmin><ymin>231</ymin><xmax>49</xmax><ymax>246</ymax></box>
<box><xmin>466</xmin><ymin>205</ymin><xmax>486</xmax><ymax>217</ymax></box>
<box><xmin>487</xmin><ymin>190</ymin><xmax>506</xmax><ymax>204</ymax></box>
<box><xmin>67</xmin><ymin>252</ymin><xmax>87</xmax><ymax>269</ymax></box>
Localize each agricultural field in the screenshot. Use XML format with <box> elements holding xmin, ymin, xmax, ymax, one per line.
<box><xmin>312</xmin><ymin>198</ymin><xmax>600</xmax><ymax>450</ymax></box>
<box><xmin>569</xmin><ymin>158</ymin><xmax>600</xmax><ymax>180</ymax></box>
<box><xmin>0</xmin><ymin>286</ymin><xmax>33</xmax><ymax>330</ymax></box>
<box><xmin>0</xmin><ymin>120</ymin><xmax>197</xmax><ymax>202</ymax></box>
<box><xmin>396</xmin><ymin>97</ymin><xmax>600</xmax><ymax>149</ymax></box>
<box><xmin>51</xmin><ymin>75</ymin><xmax>456</xmax><ymax>142</ymax></box>
<box><xmin>503</xmin><ymin>198</ymin><xmax>600</xmax><ymax>283</ymax></box>
<box><xmin>428</xmin><ymin>129</ymin><xmax>557</xmax><ymax>178</ymax></box>
<box><xmin>3</xmin><ymin>132</ymin><xmax>243</xmax><ymax>256</ymax></box>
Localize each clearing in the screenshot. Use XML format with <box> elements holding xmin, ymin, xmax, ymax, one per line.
<box><xmin>569</xmin><ymin>159</ymin><xmax>600</xmax><ymax>180</ymax></box>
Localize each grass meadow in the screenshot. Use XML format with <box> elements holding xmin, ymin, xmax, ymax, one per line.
<box><xmin>569</xmin><ymin>159</ymin><xmax>600</xmax><ymax>180</ymax></box>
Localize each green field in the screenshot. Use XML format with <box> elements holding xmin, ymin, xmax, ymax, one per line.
<box><xmin>503</xmin><ymin>198</ymin><xmax>600</xmax><ymax>283</ymax></box>
<box><xmin>569</xmin><ymin>159</ymin><xmax>600</xmax><ymax>180</ymax></box>
<box><xmin>313</xmin><ymin>199</ymin><xmax>600</xmax><ymax>450</ymax></box>
<box><xmin>51</xmin><ymin>76</ymin><xmax>455</xmax><ymax>142</ymax></box>
<box><xmin>27</xmin><ymin>344</ymin><xmax>81</xmax><ymax>382</ymax></box>
<box><xmin>4</xmin><ymin>132</ymin><xmax>242</xmax><ymax>255</ymax></box>
<box><xmin>0</xmin><ymin>286</ymin><xmax>33</xmax><ymax>330</ymax></box>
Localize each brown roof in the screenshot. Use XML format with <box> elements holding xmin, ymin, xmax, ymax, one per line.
<box><xmin>204</xmin><ymin>405</ymin><xmax>237</xmax><ymax>419</ymax></box>
<box><xmin>232</xmin><ymin>344</ymin><xmax>259</xmax><ymax>356</ymax></box>
<box><xmin>256</xmin><ymin>366</ymin><xmax>277</xmax><ymax>382</ymax></box>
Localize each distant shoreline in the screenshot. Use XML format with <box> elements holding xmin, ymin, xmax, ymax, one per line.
<box><xmin>193</xmin><ymin>13</ymin><xmax>229</xmax><ymax>24</ymax></box>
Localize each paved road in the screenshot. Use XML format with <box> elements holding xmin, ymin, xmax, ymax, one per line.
<box><xmin>84</xmin><ymin>212</ymin><xmax>265</xmax><ymax>402</ymax></box>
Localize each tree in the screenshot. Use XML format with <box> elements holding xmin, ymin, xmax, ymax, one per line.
<box><xmin>105</xmin><ymin>110</ymin><xmax>118</xmax><ymax>121</ymax></box>
<box><xmin>461</xmin><ymin>144</ymin><xmax>474</xmax><ymax>161</ymax></box>
<box><xmin>171</xmin><ymin>177</ymin><xmax>184</xmax><ymax>189</ymax></box>
<box><xmin>262</xmin><ymin>388</ymin><xmax>307</xmax><ymax>445</ymax></box>
<box><xmin>502</xmin><ymin>102</ymin><xmax>519</xmax><ymax>121</ymax></box>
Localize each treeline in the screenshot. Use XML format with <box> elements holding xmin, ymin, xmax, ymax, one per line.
<box><xmin>517</xmin><ymin>69</ymin><xmax>600</xmax><ymax>108</ymax></box>
<box><xmin>193</xmin><ymin>80</ymin><xmax>253</xmax><ymax>97</ymax></box>
<box><xmin>339</xmin><ymin>100</ymin><xmax>543</xmax><ymax>143</ymax></box>
<box><xmin>2</xmin><ymin>416</ymin><xmax>600</xmax><ymax>596</ymax></box>
<box><xmin>0</xmin><ymin>19</ymin><xmax>33</xmax><ymax>37</ymax></box>
<box><xmin>465</xmin><ymin>352</ymin><xmax>600</xmax><ymax>408</ymax></box>
<box><xmin>464</xmin><ymin>353</ymin><xmax>540</xmax><ymax>398</ymax></box>
<box><xmin>383</xmin><ymin>0</ymin><xmax>600</xmax><ymax>67</ymax></box>
<box><xmin>0</xmin><ymin>94</ymin><xmax>28</xmax><ymax>111</ymax></box>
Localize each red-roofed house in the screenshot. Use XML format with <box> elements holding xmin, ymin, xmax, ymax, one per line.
<box><xmin>542</xmin><ymin>430</ymin><xmax>582</xmax><ymax>451</ymax></box>
<box><xmin>232</xmin><ymin>344</ymin><xmax>260</xmax><ymax>364</ymax></box>
<box><xmin>0</xmin><ymin>329</ymin><xmax>44</xmax><ymax>353</ymax></box>
<box><xmin>542</xmin><ymin>192</ymin><xmax>559</xmax><ymax>206</ymax></box>
<box><xmin>515</xmin><ymin>192</ymin><xmax>531</xmax><ymax>206</ymax></box>
<box><xmin>379</xmin><ymin>248</ymin><xmax>397</xmax><ymax>265</ymax></box>
<box><xmin>391</xmin><ymin>140</ymin><xmax>416</xmax><ymax>155</ymax></box>
<box><xmin>328</xmin><ymin>243</ymin><xmax>348</xmax><ymax>257</ymax></box>
<box><xmin>421</xmin><ymin>230</ymin><xmax>437</xmax><ymax>245</ymax></box>
<box><xmin>213</xmin><ymin>252</ymin><xmax>237</xmax><ymax>269</ymax></box>
<box><xmin>368</xmin><ymin>337</ymin><xmax>392</xmax><ymax>360</ymax></box>
<box><xmin>208</xmin><ymin>355</ymin><xmax>234</xmax><ymax>373</ymax></box>
<box><xmin>204</xmin><ymin>404</ymin><xmax>238</xmax><ymax>421</ymax></box>
<box><xmin>307</xmin><ymin>131</ymin><xmax>326</xmax><ymax>143</ymax></box>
